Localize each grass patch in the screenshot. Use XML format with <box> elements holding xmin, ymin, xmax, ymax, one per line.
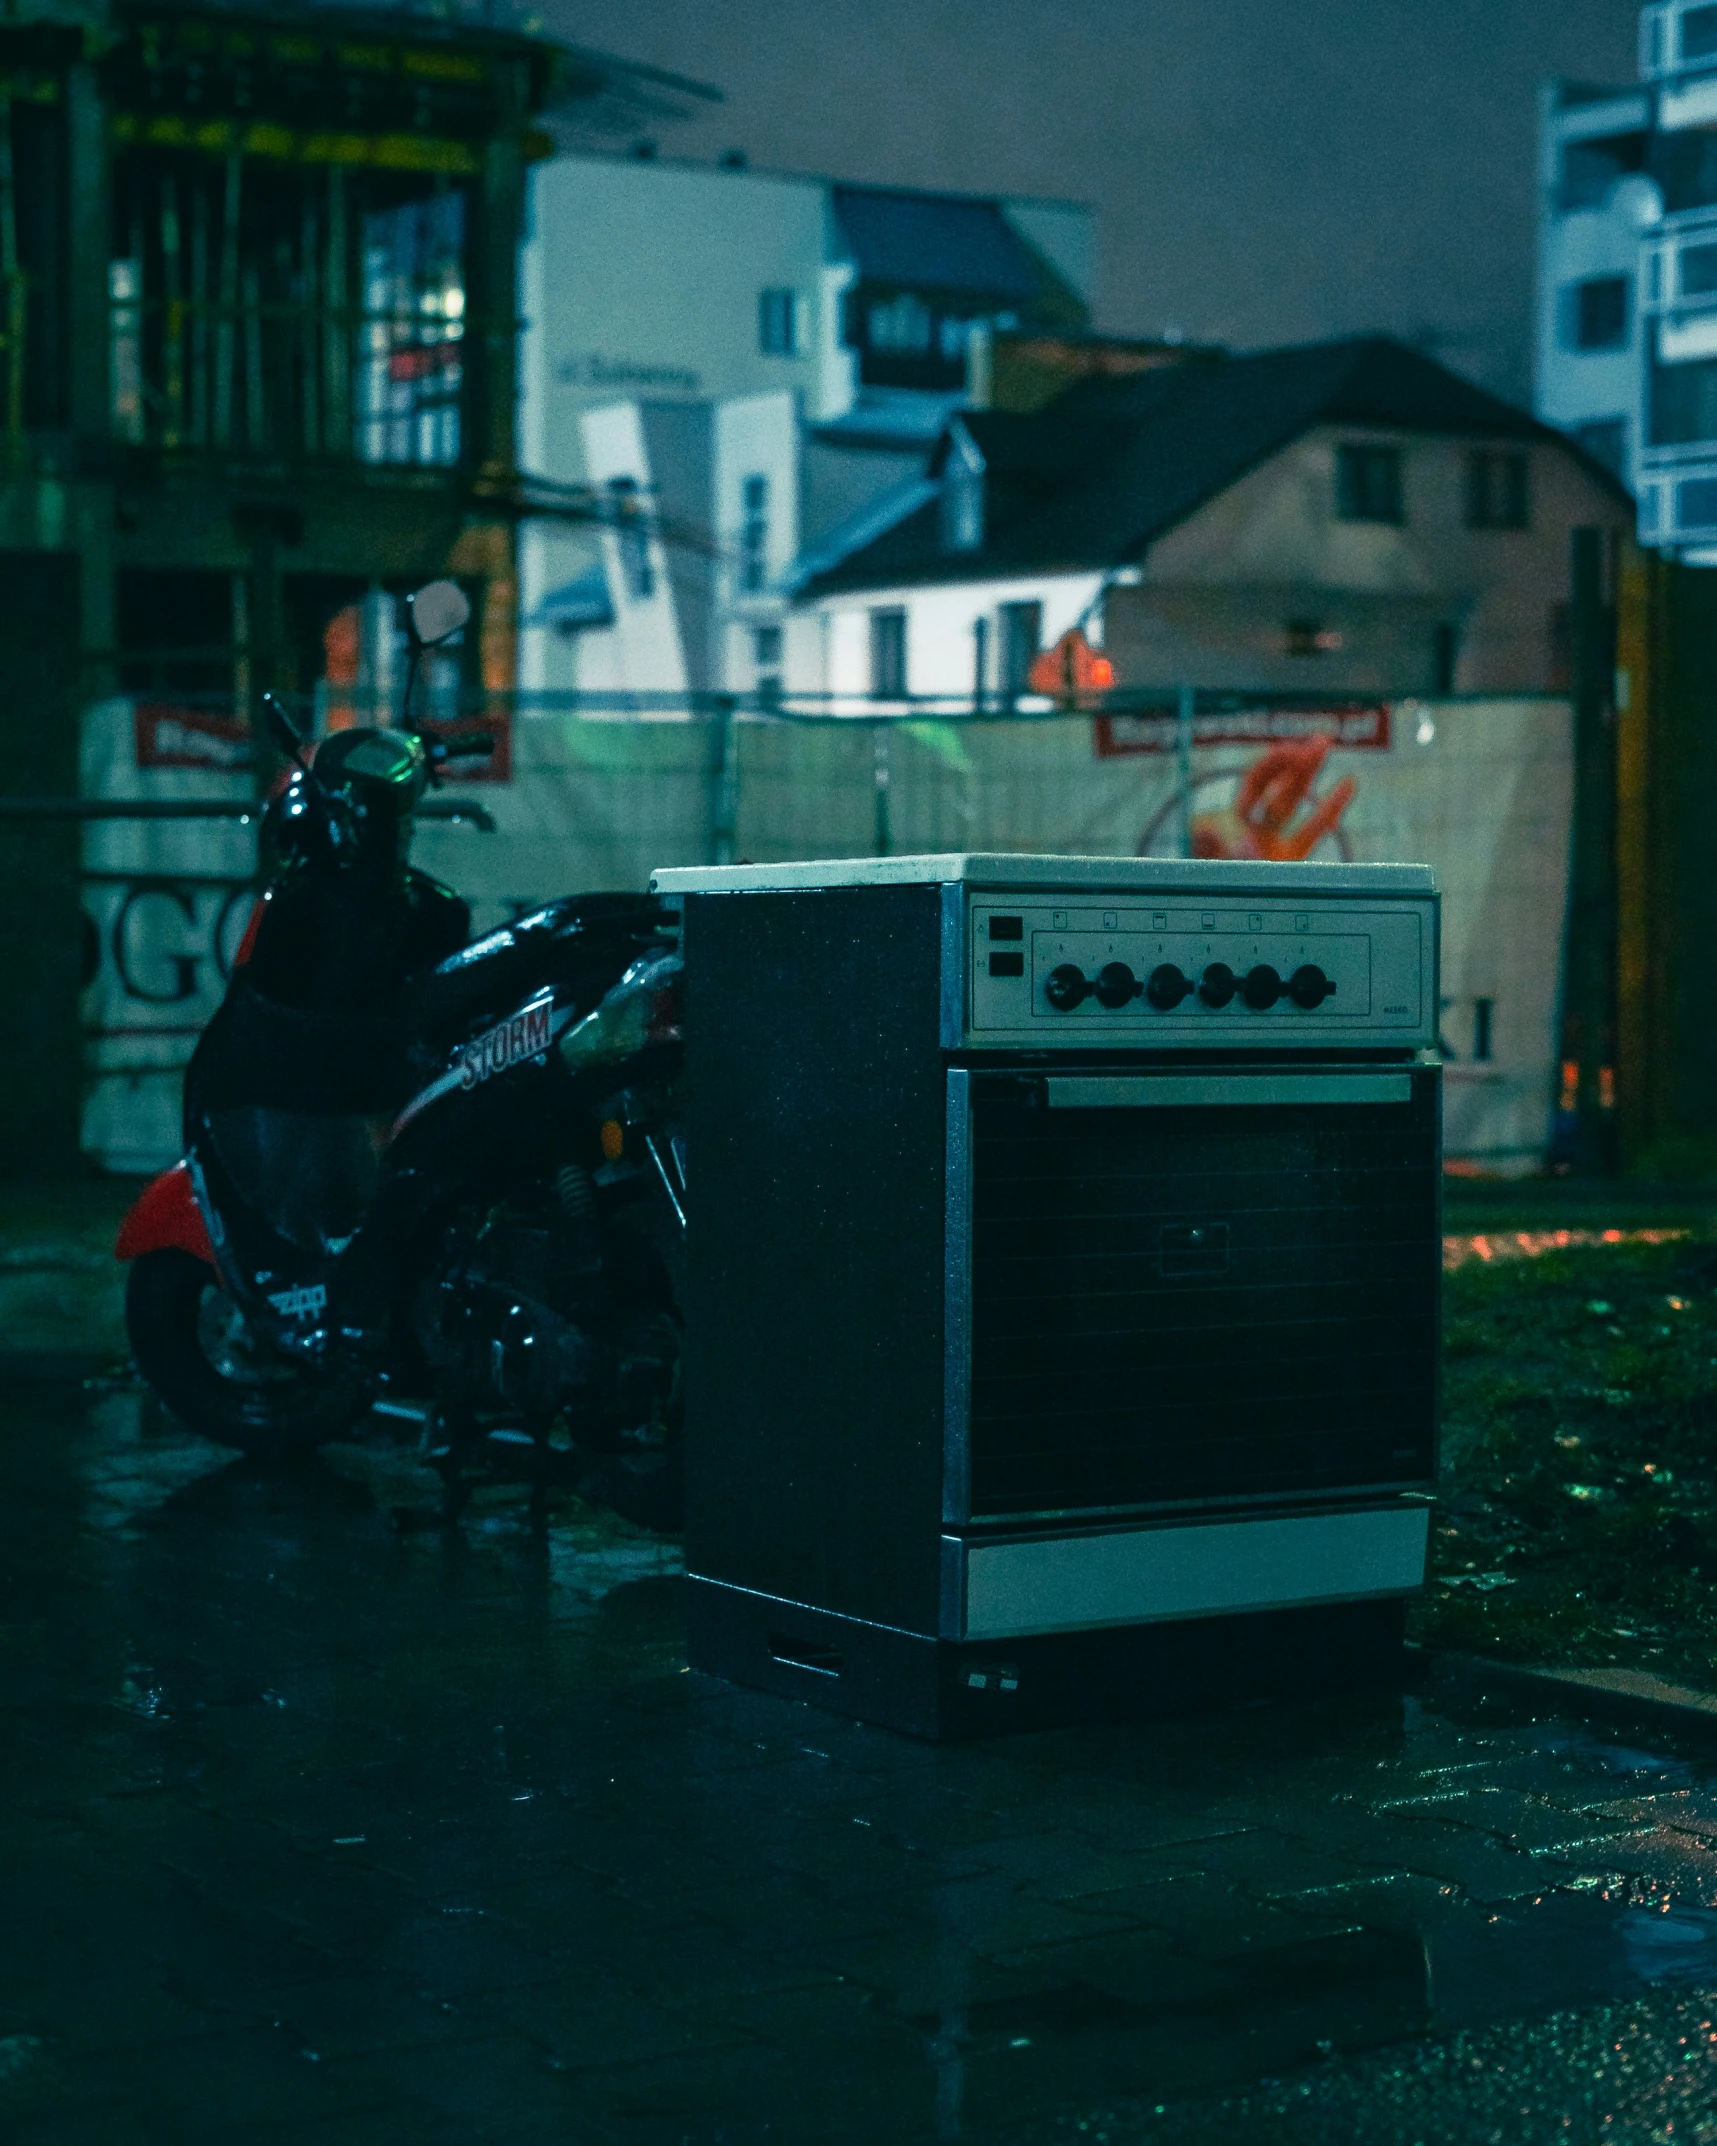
<box><xmin>1413</xmin><ymin>1236</ymin><xmax>1717</xmax><ymax>1683</ymax></box>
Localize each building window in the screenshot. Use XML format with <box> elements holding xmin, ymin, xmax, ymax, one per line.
<box><xmin>1680</xmin><ymin>474</ymin><xmax>1717</xmax><ymax>534</ymax></box>
<box><xmin>1432</xmin><ymin>623</ymin><xmax>1459</xmax><ymax>694</ymax></box>
<box><xmin>998</xmin><ymin>600</ymin><xmax>1042</xmax><ymax>696</ymax></box>
<box><xmin>941</xmin><ymin>425</ymin><xmax>985</xmax><ymax>555</ymax></box>
<box><xmin>358</xmin><ymin>191</ymin><xmax>467</xmax><ymax>469</ymax></box>
<box><xmin>1564</xmin><ymin>275</ymin><xmax>1630</xmax><ymax>352</ymax></box>
<box><xmin>870</xmin><ymin>607</ymin><xmax>907</xmax><ymax>698</ymax></box>
<box><xmin>759</xmin><ymin>288</ymin><xmax>798</xmax><ymax>357</ymax></box>
<box><xmin>1466</xmin><ymin>450</ymin><xmax>1530</xmax><ymax>530</ymax></box>
<box><xmin>1573</xmin><ymin>418</ymin><xmax>1627</xmax><ymax>481</ymax></box>
<box><xmin>1473</xmin><ymin>997</ymin><xmax>1494</xmax><ymax>1063</ymax></box>
<box><xmin>1335</xmin><ymin>443</ymin><xmax>1404</xmax><ymax>524</ymax></box>
<box><xmin>1284</xmin><ymin>619</ymin><xmax>1342</xmax><ymax>658</ymax></box>
<box><xmin>753</xmin><ymin>622</ymin><xmax>783</xmax><ymax>704</ymax></box>
<box><xmin>1650</xmin><ymin>353</ymin><xmax>1717</xmax><ymax>446</ymax></box>
<box><xmin>607</xmin><ymin>476</ymin><xmax>655</xmax><ymax>602</ymax></box>
<box><xmin>847</xmin><ymin>285</ymin><xmax>989</xmax><ymax>392</ymax></box>
<box><xmin>1684</xmin><ymin>239</ymin><xmax>1717</xmax><ymax>297</ymax></box>
<box><xmin>1687</xmin><ymin>3</ymin><xmax>1717</xmax><ymax>61</ymax></box>
<box><xmin>867</xmin><ymin>293</ymin><xmax>934</xmax><ymax>354</ymax></box>
<box><xmin>740</xmin><ymin>473</ymin><xmax>770</xmax><ymax>595</ymax></box>
<box><xmin>943</xmin><ymin>465</ymin><xmax>983</xmax><ymax>552</ymax></box>
<box><xmin>1653</xmin><ymin>125</ymin><xmax>1717</xmax><ymax>215</ymax></box>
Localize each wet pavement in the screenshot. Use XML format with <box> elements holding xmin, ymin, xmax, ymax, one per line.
<box><xmin>10</xmin><ymin>1382</ymin><xmax>1717</xmax><ymax>2142</ymax></box>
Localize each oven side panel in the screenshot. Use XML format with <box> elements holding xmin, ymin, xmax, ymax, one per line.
<box><xmin>682</xmin><ymin>884</ymin><xmax>950</xmax><ymax>1634</ymax></box>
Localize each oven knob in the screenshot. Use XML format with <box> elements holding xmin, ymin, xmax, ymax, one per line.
<box><xmin>1198</xmin><ymin>962</ymin><xmax>1237</xmax><ymax>1008</ymax></box>
<box><xmin>1045</xmin><ymin>963</ymin><xmax>1089</xmax><ymax>1011</ymax></box>
<box><xmin>1243</xmin><ymin>963</ymin><xmax>1282</xmax><ymax>1010</ymax></box>
<box><xmin>1146</xmin><ymin>963</ymin><xmax>1192</xmax><ymax>1010</ymax></box>
<box><xmin>1095</xmin><ymin>961</ymin><xmax>1138</xmax><ymax>1009</ymax></box>
<box><xmin>1288</xmin><ymin>963</ymin><xmax>1335</xmax><ymax>1008</ymax></box>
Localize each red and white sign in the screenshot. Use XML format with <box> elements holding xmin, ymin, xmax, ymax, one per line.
<box><xmin>133</xmin><ymin>702</ymin><xmax>252</xmax><ymax>772</ymax></box>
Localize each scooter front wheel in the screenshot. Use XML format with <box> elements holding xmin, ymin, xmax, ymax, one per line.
<box><xmin>125</xmin><ymin>1249</ymin><xmax>364</xmax><ymax>1459</ymax></box>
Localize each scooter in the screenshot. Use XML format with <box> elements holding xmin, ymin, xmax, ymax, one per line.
<box><xmin>117</xmin><ymin>581</ymin><xmax>687</xmax><ymax>1526</ymax></box>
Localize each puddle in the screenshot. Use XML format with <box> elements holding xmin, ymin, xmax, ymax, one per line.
<box><xmin>907</xmin><ymin>1928</ymin><xmax>1431</xmax><ymax>2128</ymax></box>
<box><xmin>1620</xmin><ymin>1905</ymin><xmax>1717</xmax><ymax>1985</ymax></box>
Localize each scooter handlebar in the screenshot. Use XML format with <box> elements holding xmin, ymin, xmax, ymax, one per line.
<box><xmin>427</xmin><ymin>733</ymin><xmax>497</xmax><ymax>764</ymax></box>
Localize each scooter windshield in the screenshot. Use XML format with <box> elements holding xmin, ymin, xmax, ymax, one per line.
<box><xmin>205</xmin><ymin>1105</ymin><xmax>391</xmax><ymax>1253</ymax></box>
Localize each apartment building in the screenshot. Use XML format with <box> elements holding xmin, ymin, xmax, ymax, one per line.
<box><xmin>1535</xmin><ymin>1</ymin><xmax>1717</xmax><ymax>558</ymax></box>
<box><xmin>514</xmin><ymin>154</ymin><xmax>1095</xmax><ymax>699</ymax></box>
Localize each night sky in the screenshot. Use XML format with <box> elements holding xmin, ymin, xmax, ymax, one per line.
<box><xmin>545</xmin><ymin>0</ymin><xmax>1641</xmax><ymax>402</ymax></box>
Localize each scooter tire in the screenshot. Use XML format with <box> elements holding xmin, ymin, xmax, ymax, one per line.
<box><xmin>125</xmin><ymin>1249</ymin><xmax>364</xmax><ymax>1459</ymax></box>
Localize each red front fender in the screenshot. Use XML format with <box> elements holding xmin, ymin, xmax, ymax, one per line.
<box><xmin>116</xmin><ymin>1161</ymin><xmax>216</xmax><ymax>1267</ymax></box>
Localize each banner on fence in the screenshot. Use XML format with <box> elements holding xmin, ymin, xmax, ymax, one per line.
<box><xmin>1093</xmin><ymin>704</ymin><xmax>1392</xmax><ymax>755</ymax></box>
<box><xmin>80</xmin><ymin>693</ymin><xmax>1571</xmax><ymax>1177</ymax></box>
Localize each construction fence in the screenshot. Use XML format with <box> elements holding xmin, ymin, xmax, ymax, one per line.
<box><xmin>80</xmin><ymin>691</ymin><xmax>1573</xmax><ymax>1177</ymax></box>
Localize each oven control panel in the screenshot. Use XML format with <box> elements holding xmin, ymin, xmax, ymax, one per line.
<box><xmin>964</xmin><ymin>895</ymin><xmax>1434</xmax><ymax>1049</ymax></box>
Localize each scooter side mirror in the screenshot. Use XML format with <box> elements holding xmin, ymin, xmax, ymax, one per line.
<box><xmin>405</xmin><ymin>580</ymin><xmax>471</xmax><ymax>650</ymax></box>
<box><xmin>259</xmin><ymin>691</ymin><xmax>308</xmax><ymax>764</ymax></box>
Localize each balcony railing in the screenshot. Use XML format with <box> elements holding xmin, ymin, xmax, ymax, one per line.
<box><xmin>1637</xmin><ymin>459</ymin><xmax>1717</xmax><ymax>545</ymax></box>
<box><xmin>1640</xmin><ymin>219</ymin><xmax>1717</xmax><ymax>366</ymax></box>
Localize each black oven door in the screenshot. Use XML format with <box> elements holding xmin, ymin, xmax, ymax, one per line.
<box><xmin>948</xmin><ymin>1065</ymin><xmax>1440</xmax><ymax>1523</ymax></box>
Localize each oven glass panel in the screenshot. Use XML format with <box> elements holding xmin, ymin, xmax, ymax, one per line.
<box><xmin>966</xmin><ymin>1073</ymin><xmax>1438</xmax><ymax>1516</ymax></box>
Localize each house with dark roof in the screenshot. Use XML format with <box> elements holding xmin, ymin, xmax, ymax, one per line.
<box><xmin>787</xmin><ymin>336</ymin><xmax>1632</xmax><ymax>703</ymax></box>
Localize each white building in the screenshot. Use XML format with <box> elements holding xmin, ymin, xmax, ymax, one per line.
<box><xmin>515</xmin><ymin>152</ymin><xmax>1094</xmax><ymax>700</ymax></box>
<box><xmin>1636</xmin><ymin>1</ymin><xmax>1717</xmax><ymax>552</ymax></box>
<box><xmin>1534</xmin><ymin>80</ymin><xmax>1655</xmax><ymax>491</ymax></box>
<box><xmin>1533</xmin><ymin>2</ymin><xmax>1717</xmax><ymax>558</ymax></box>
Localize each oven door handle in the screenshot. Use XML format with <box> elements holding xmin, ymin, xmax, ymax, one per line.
<box><xmin>1043</xmin><ymin>1073</ymin><xmax>1414</xmax><ymax>1109</ymax></box>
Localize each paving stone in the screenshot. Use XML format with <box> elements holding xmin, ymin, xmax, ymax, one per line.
<box><xmin>462</xmin><ymin>1974</ymin><xmax>749</xmax><ymax>2069</ymax></box>
<box><xmin>68</xmin><ymin>2025</ymin><xmax>402</xmax><ymax>2139</ymax></box>
<box><xmin>209</xmin><ymin>1971</ymin><xmax>477</xmax><ymax>2064</ymax></box>
<box><xmin>242</xmin><ymin>2108</ymin><xmax>485</xmax><ymax>2146</ymax></box>
<box><xmin>6</xmin><ymin>2104</ymin><xmax>161</xmax><ymax>2146</ymax></box>
<box><xmin>1001</xmin><ymin>1880</ymin><xmax>1366</xmax><ymax>1966</ymax></box>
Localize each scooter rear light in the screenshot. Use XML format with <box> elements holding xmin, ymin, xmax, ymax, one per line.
<box><xmin>647</xmin><ymin>978</ymin><xmax>683</xmax><ymax>1044</ymax></box>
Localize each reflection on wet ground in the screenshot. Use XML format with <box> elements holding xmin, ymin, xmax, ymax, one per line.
<box><xmin>7</xmin><ymin>1383</ymin><xmax>1717</xmax><ymax>2142</ymax></box>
